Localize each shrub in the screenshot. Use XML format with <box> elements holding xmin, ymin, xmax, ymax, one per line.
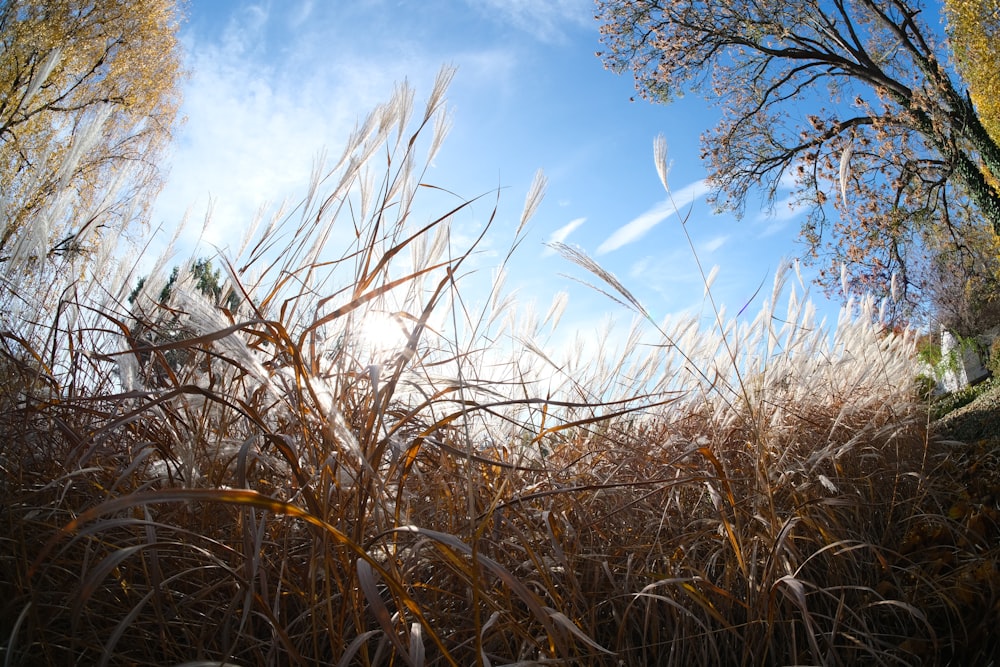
<box><xmin>914</xmin><ymin>373</ymin><xmax>938</xmax><ymax>399</ymax></box>
<box><xmin>989</xmin><ymin>336</ymin><xmax>1000</xmax><ymax>376</ymax></box>
<box><xmin>931</xmin><ymin>374</ymin><xmax>1000</xmax><ymax>420</ymax></box>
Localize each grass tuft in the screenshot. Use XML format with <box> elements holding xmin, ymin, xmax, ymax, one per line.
<box><xmin>3</xmin><ymin>75</ymin><xmax>998</xmax><ymax>666</ymax></box>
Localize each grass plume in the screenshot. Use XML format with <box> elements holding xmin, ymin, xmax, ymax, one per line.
<box><xmin>2</xmin><ymin>74</ymin><xmax>998</xmax><ymax>666</ymax></box>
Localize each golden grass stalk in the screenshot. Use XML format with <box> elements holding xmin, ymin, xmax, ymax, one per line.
<box><xmin>2</xmin><ymin>74</ymin><xmax>998</xmax><ymax>667</ymax></box>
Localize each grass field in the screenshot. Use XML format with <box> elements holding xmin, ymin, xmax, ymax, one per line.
<box><xmin>2</xmin><ymin>74</ymin><xmax>998</xmax><ymax>666</ymax></box>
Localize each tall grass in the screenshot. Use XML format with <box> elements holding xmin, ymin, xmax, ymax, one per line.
<box><xmin>2</xmin><ymin>71</ymin><xmax>998</xmax><ymax>666</ymax></box>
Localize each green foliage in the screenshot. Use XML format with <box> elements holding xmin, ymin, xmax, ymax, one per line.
<box><xmin>942</xmin><ymin>335</ymin><xmax>973</xmax><ymax>378</ymax></box>
<box><xmin>931</xmin><ymin>375</ymin><xmax>1000</xmax><ymax>420</ymax></box>
<box><xmin>914</xmin><ymin>373</ymin><xmax>937</xmax><ymax>400</ymax></box>
<box><xmin>129</xmin><ymin>258</ymin><xmax>240</xmax><ymax>311</ymax></box>
<box><xmin>125</xmin><ymin>258</ymin><xmax>241</xmax><ymax>383</ymax></box>
<box><xmin>917</xmin><ymin>331</ymin><xmax>986</xmax><ymax>392</ymax></box>
<box><xmin>917</xmin><ymin>334</ymin><xmax>944</xmax><ymax>368</ymax></box>
<box><xmin>988</xmin><ymin>336</ymin><xmax>1000</xmax><ymax>376</ymax></box>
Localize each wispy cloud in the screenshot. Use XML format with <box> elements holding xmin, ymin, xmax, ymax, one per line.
<box><xmin>542</xmin><ymin>217</ymin><xmax>585</xmax><ymax>256</ymax></box>
<box><xmin>473</xmin><ymin>0</ymin><xmax>593</xmax><ymax>42</ymax></box>
<box><xmin>596</xmin><ymin>179</ymin><xmax>710</xmax><ymax>255</ymax></box>
<box><xmin>218</xmin><ymin>4</ymin><xmax>269</xmax><ymax>56</ymax></box>
<box><xmin>288</xmin><ymin>0</ymin><xmax>314</xmax><ymax>28</ymax></box>
<box><xmin>700</xmin><ymin>234</ymin><xmax>729</xmax><ymax>253</ymax></box>
<box><xmin>756</xmin><ymin>194</ymin><xmax>807</xmax><ymax>237</ymax></box>
<box><xmin>153</xmin><ymin>7</ymin><xmax>475</xmax><ymax>254</ymax></box>
<box><xmin>153</xmin><ymin>43</ymin><xmax>348</xmax><ymax>250</ymax></box>
<box><xmin>626</xmin><ymin>252</ymin><xmax>708</xmax><ymax>312</ymax></box>
<box><xmin>597</xmin><ymin>208</ymin><xmax>666</xmax><ymax>256</ymax></box>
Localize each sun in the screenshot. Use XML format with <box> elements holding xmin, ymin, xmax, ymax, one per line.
<box><xmin>355</xmin><ymin>311</ymin><xmax>409</xmax><ymax>361</ymax></box>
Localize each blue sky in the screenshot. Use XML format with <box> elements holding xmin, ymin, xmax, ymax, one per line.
<box><xmin>151</xmin><ymin>0</ymin><xmax>841</xmax><ymax>347</ymax></box>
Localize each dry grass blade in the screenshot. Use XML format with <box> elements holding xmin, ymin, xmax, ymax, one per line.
<box><xmin>391</xmin><ymin>524</ymin><xmax>607</xmax><ymax>657</ymax></box>
<box><xmin>5</xmin><ymin>67</ymin><xmax>996</xmax><ymax>667</ymax></box>
<box><xmin>543</xmin><ymin>608</ymin><xmax>615</xmax><ymax>657</ymax></box>
<box><xmin>357</xmin><ymin>559</ymin><xmax>420</xmax><ymax>667</ymax></box>
<box><xmin>550</xmin><ymin>242</ymin><xmax>648</xmax><ymax>318</ymax></box>
<box><xmin>336</xmin><ymin>631</ymin><xmax>382</xmax><ymax>667</ymax></box>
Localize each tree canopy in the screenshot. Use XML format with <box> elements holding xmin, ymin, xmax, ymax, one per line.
<box><xmin>0</xmin><ymin>0</ymin><xmax>183</xmax><ymax>268</ymax></box>
<box><xmin>597</xmin><ymin>0</ymin><xmax>1000</xmax><ymax>320</ymax></box>
<box><xmin>945</xmin><ymin>0</ymin><xmax>1000</xmax><ymax>146</ymax></box>
<box><xmin>129</xmin><ymin>258</ymin><xmax>241</xmax><ymax>313</ymax></box>
<box><xmin>127</xmin><ymin>258</ymin><xmax>241</xmax><ymax>384</ymax></box>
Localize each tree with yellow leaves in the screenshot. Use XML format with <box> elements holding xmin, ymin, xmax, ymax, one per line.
<box><xmin>0</xmin><ymin>0</ymin><xmax>183</xmax><ymax>268</ymax></box>
<box><xmin>946</xmin><ymin>0</ymin><xmax>1000</xmax><ymax>146</ymax></box>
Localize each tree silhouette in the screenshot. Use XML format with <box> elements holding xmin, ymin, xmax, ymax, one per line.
<box><xmin>127</xmin><ymin>258</ymin><xmax>241</xmax><ymax>384</ymax></box>
<box><xmin>598</xmin><ymin>0</ymin><xmax>1000</xmax><ymax>320</ymax></box>
<box><xmin>0</xmin><ymin>0</ymin><xmax>183</xmax><ymax>266</ymax></box>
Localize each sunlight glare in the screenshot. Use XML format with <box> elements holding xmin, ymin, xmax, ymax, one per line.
<box><xmin>356</xmin><ymin>311</ymin><xmax>409</xmax><ymax>360</ymax></box>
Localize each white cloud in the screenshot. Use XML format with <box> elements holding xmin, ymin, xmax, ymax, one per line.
<box><xmin>767</xmin><ymin>194</ymin><xmax>806</xmax><ymax>220</ymax></box>
<box><xmin>472</xmin><ymin>0</ymin><xmax>593</xmax><ymax>42</ymax></box>
<box><xmin>668</xmin><ymin>179</ymin><xmax>713</xmax><ymax>214</ymax></box>
<box><xmin>596</xmin><ymin>206</ymin><xmax>667</xmax><ymax>256</ymax></box>
<box><xmin>288</xmin><ymin>0</ymin><xmax>315</xmax><ymax>28</ymax></box>
<box><xmin>153</xmin><ymin>45</ymin><xmax>345</xmax><ymax>251</ymax></box>
<box><xmin>756</xmin><ymin>194</ymin><xmax>806</xmax><ymax>237</ymax></box>
<box><xmin>450</xmin><ymin>47</ymin><xmax>520</xmax><ymax>96</ymax></box>
<box><xmin>152</xmin><ymin>8</ymin><xmax>464</xmax><ymax>256</ymax></box>
<box><xmin>596</xmin><ymin>179</ymin><xmax>710</xmax><ymax>255</ymax></box>
<box><xmin>625</xmin><ymin>252</ymin><xmax>708</xmax><ymax>311</ymax></box>
<box><xmin>700</xmin><ymin>234</ymin><xmax>729</xmax><ymax>253</ymax></box>
<box><xmin>219</xmin><ymin>3</ymin><xmax>269</xmax><ymax>56</ymax></box>
<box><xmin>542</xmin><ymin>217</ymin><xmax>585</xmax><ymax>256</ymax></box>
<box><xmin>777</xmin><ymin>168</ymin><xmax>800</xmax><ymax>191</ymax></box>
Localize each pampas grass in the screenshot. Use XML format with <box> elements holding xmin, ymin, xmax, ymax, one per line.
<box><xmin>2</xmin><ymin>71</ymin><xmax>998</xmax><ymax>666</ymax></box>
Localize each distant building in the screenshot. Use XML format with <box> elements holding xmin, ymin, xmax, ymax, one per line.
<box><xmin>939</xmin><ymin>326</ymin><xmax>991</xmax><ymax>393</ymax></box>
